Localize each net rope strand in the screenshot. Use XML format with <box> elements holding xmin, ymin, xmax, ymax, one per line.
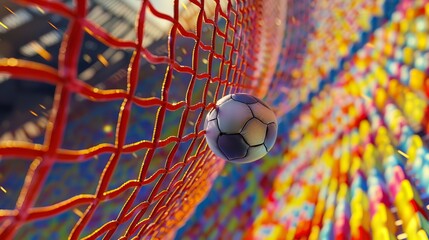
<box><xmin>0</xmin><ymin>0</ymin><xmax>276</xmax><ymax>238</ymax></box>
<box><xmin>69</xmin><ymin>0</ymin><xmax>149</xmax><ymax>238</ymax></box>
<box><xmin>133</xmin><ymin>0</ymin><xmax>216</xmax><ymax>237</ymax></box>
<box><xmin>102</xmin><ymin>1</ymin><xmax>185</xmax><ymax>238</ymax></box>
<box><xmin>128</xmin><ymin>0</ymin><xmax>224</xmax><ymax>236</ymax></box>
<box><xmin>1</xmin><ymin>0</ymin><xmax>87</xmax><ymax>237</ymax></box>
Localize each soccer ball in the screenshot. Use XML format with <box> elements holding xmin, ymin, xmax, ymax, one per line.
<box><xmin>204</xmin><ymin>93</ymin><xmax>278</xmax><ymax>163</ymax></box>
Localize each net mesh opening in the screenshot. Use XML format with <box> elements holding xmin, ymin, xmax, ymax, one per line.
<box><xmin>0</xmin><ymin>0</ymin><xmax>284</xmax><ymax>238</ymax></box>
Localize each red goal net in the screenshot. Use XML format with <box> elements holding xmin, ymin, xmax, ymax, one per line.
<box><xmin>0</xmin><ymin>0</ymin><xmax>286</xmax><ymax>239</ymax></box>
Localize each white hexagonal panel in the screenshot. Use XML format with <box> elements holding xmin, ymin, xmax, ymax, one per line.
<box><xmin>241</xmin><ymin>118</ymin><xmax>267</xmax><ymax>146</ymax></box>
<box><xmin>207</xmin><ymin>108</ymin><xmax>217</xmax><ymax>121</ymax></box>
<box><xmin>217</xmin><ymin>100</ymin><xmax>253</xmax><ymax>133</ymax></box>
<box><xmin>265</xmin><ymin>122</ymin><xmax>278</xmax><ymax>151</ymax></box>
<box><xmin>216</xmin><ymin>94</ymin><xmax>232</xmax><ymax>105</ymax></box>
<box><xmin>249</xmin><ymin>102</ymin><xmax>277</xmax><ymax>124</ymax></box>
<box><xmin>205</xmin><ymin>120</ymin><xmax>227</xmax><ymax>160</ymax></box>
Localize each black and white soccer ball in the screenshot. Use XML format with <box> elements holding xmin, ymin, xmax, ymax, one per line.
<box><xmin>204</xmin><ymin>93</ymin><xmax>278</xmax><ymax>163</ymax></box>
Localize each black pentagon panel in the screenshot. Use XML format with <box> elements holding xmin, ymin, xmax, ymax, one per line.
<box><xmin>233</xmin><ymin>145</ymin><xmax>267</xmax><ymax>164</ymax></box>
<box><xmin>205</xmin><ymin>120</ymin><xmax>227</xmax><ymax>160</ymax></box>
<box><xmin>265</xmin><ymin>122</ymin><xmax>278</xmax><ymax>151</ymax></box>
<box><xmin>231</xmin><ymin>93</ymin><xmax>258</xmax><ymax>104</ymax></box>
<box><xmin>216</xmin><ymin>94</ymin><xmax>232</xmax><ymax>106</ymax></box>
<box><xmin>218</xmin><ymin>134</ymin><xmax>249</xmax><ymax>160</ymax></box>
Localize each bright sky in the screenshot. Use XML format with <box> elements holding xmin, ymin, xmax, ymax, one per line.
<box><xmin>123</xmin><ymin>0</ymin><xmax>189</xmax><ymax>17</ymax></box>
<box><xmin>123</xmin><ymin>0</ymin><xmax>189</xmax><ymax>32</ymax></box>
